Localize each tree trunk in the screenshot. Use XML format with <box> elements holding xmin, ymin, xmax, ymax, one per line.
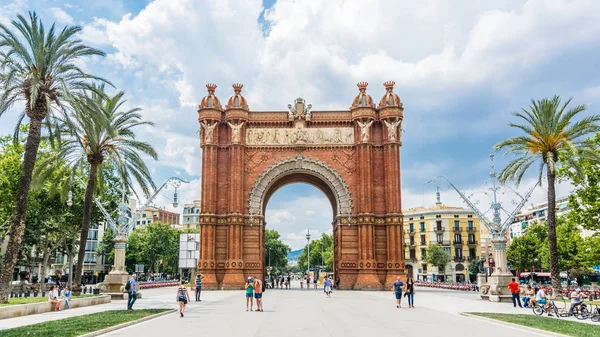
<box><xmin>41</xmin><ymin>249</ymin><xmax>50</xmax><ymax>285</ymax></box>
<box><xmin>67</xmin><ymin>244</ymin><xmax>74</xmax><ymax>289</ymax></box>
<box><xmin>0</xmin><ymin>117</ymin><xmax>44</xmax><ymax>303</ymax></box>
<box><xmin>73</xmin><ymin>164</ymin><xmax>99</xmax><ymax>295</ymax></box>
<box><xmin>546</xmin><ymin>167</ymin><xmax>562</xmax><ymax>294</ymax></box>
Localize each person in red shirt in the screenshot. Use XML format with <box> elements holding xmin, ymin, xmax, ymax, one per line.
<box><xmin>508</xmin><ymin>278</ymin><xmax>522</xmax><ymax>308</ymax></box>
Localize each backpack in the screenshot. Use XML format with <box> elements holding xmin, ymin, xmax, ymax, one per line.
<box><xmin>125</xmin><ymin>280</ymin><xmax>131</xmax><ymax>291</ymax></box>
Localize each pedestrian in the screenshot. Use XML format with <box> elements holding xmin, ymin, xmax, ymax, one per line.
<box><xmin>48</xmin><ymin>285</ymin><xmax>62</xmax><ymax>311</ymax></box>
<box><xmin>176</xmin><ymin>280</ymin><xmax>191</xmax><ymax>317</ymax></box>
<box><xmin>61</xmin><ymin>286</ymin><xmax>72</xmax><ymax>309</ymax></box>
<box><xmin>245</xmin><ymin>277</ymin><xmax>254</xmax><ymax>311</ymax></box>
<box><xmin>335</xmin><ymin>277</ymin><xmax>340</xmax><ymax>289</ymax></box>
<box><xmin>508</xmin><ymin>278</ymin><xmax>522</xmax><ymax>308</ymax></box>
<box><xmin>324</xmin><ymin>277</ymin><xmax>332</xmax><ymax>297</ymax></box>
<box><xmin>522</xmin><ymin>285</ymin><xmax>534</xmax><ymax>308</ymax></box>
<box><xmin>392</xmin><ymin>276</ymin><xmax>404</xmax><ymax>308</ymax></box>
<box><xmin>300</xmin><ymin>278</ymin><xmax>304</xmax><ymax>289</ymax></box>
<box><xmin>195</xmin><ymin>273</ymin><xmax>204</xmax><ymax>302</ymax></box>
<box><xmin>254</xmin><ymin>277</ymin><xmax>263</xmax><ymax>312</ymax></box>
<box><xmin>405</xmin><ymin>278</ymin><xmax>415</xmax><ymax>308</ymax></box>
<box><xmin>287</xmin><ymin>275</ymin><xmax>291</xmax><ymax>289</ymax></box>
<box><xmin>314</xmin><ymin>276</ymin><xmax>318</xmax><ymax>289</ymax></box>
<box><xmin>126</xmin><ymin>274</ymin><xmax>138</xmax><ymax>310</ymax></box>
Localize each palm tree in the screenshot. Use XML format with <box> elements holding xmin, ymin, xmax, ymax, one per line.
<box><xmin>0</xmin><ymin>12</ymin><xmax>107</xmax><ymax>302</ymax></box>
<box><xmin>41</xmin><ymin>86</ymin><xmax>157</xmax><ymax>293</ymax></box>
<box><xmin>495</xmin><ymin>95</ymin><xmax>600</xmax><ymax>293</ymax></box>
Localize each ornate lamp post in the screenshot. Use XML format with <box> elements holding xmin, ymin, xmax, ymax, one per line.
<box><xmin>306</xmin><ymin>230</ymin><xmax>311</xmax><ymax>273</ymax></box>
<box><xmin>426</xmin><ymin>154</ymin><xmax>537</xmax><ymax>302</ymax></box>
<box><xmin>71</xmin><ymin>177</ymin><xmax>188</xmax><ymax>298</ymax></box>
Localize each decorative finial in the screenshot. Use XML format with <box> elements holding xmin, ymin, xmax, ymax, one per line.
<box><xmin>383</xmin><ymin>81</ymin><xmax>395</xmax><ymax>91</ymax></box>
<box><xmin>206</xmin><ymin>83</ymin><xmax>217</xmax><ymax>92</ymax></box>
<box><xmin>232</xmin><ymin>83</ymin><xmax>243</xmax><ymax>92</ymax></box>
<box><xmin>357</xmin><ymin>81</ymin><xmax>368</xmax><ymax>91</ymax></box>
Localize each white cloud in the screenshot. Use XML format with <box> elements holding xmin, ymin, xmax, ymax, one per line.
<box><xmin>50</xmin><ymin>7</ymin><xmax>75</xmax><ymax>25</ymax></box>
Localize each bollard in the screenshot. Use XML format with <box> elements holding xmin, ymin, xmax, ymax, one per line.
<box><xmin>83</xmin><ymin>287</ymin><xmax>87</xmax><ymax>294</ymax></box>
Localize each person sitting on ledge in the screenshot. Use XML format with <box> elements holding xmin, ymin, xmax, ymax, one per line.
<box><xmin>48</xmin><ymin>285</ymin><xmax>62</xmax><ymax>311</ymax></box>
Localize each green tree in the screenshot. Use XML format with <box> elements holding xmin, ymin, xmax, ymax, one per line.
<box><xmin>0</xmin><ymin>134</ymin><xmax>22</xmax><ymax>235</ymax></box>
<box><xmin>560</xmin><ymin>133</ymin><xmax>600</xmax><ymax>232</ymax></box>
<box><xmin>423</xmin><ymin>243</ymin><xmax>449</xmax><ymax>280</ymax></box>
<box><xmin>39</xmin><ymin>86</ymin><xmax>157</xmax><ymax>293</ymax></box>
<box><xmin>539</xmin><ymin>218</ymin><xmax>586</xmax><ymax>273</ymax></box>
<box><xmin>97</xmin><ymin>228</ymin><xmax>115</xmax><ymax>265</ymax></box>
<box><xmin>507</xmin><ymin>224</ymin><xmax>545</xmax><ymax>272</ymax></box>
<box><xmin>265</xmin><ymin>229</ymin><xmax>291</xmax><ymax>269</ymax></box>
<box><xmin>0</xmin><ymin>12</ymin><xmax>107</xmax><ymax>302</ymax></box>
<box><xmin>125</xmin><ymin>223</ymin><xmax>179</xmax><ymax>274</ymax></box>
<box><xmin>297</xmin><ymin>233</ymin><xmax>333</xmax><ymax>272</ymax></box>
<box><xmin>495</xmin><ymin>96</ymin><xmax>600</xmax><ymax>292</ymax></box>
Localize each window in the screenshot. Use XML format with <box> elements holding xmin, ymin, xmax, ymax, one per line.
<box><xmin>84</xmin><ymin>253</ymin><xmax>96</xmax><ymax>264</ymax></box>
<box><xmin>422</xmin><ymin>264</ymin><xmax>428</xmax><ymax>272</ymax></box>
<box><xmin>467</xmin><ymin>215</ymin><xmax>473</xmax><ymax>218</ymax></box>
<box><xmin>443</xmin><ymin>247</ymin><xmax>451</xmax><ymax>257</ymax></box>
<box><xmin>454</xmin><ymin>220</ymin><xmax>460</xmax><ymax>230</ymax></box>
<box><xmin>420</xmin><ymin>235</ymin><xmax>426</xmax><ymax>245</ymax></box>
<box><xmin>469</xmin><ymin>248</ymin><xmax>476</xmax><ymax>258</ymax></box>
<box><xmin>142</xmin><ymin>214</ymin><xmax>146</xmax><ymax>218</ymax></box>
<box><xmin>196</xmin><ymin>209</ymin><xmax>199</xmax><ymax>214</ymax></box>
<box><xmin>409</xmin><ymin>223</ymin><xmax>414</xmax><ymax>232</ymax></box>
<box><xmin>187</xmin><ymin>217</ymin><xmax>190</xmax><ymax>222</ymax></box>
<box><xmin>436</xmin><ymin>214</ymin><xmax>441</xmax><ymax>218</ymax></box>
<box><xmin>468</xmin><ymin>221</ymin><xmax>473</xmax><ymax>230</ymax></box>
<box><xmin>409</xmin><ymin>250</ymin><xmax>416</xmax><ymax>259</ymax></box>
<box><xmin>454</xmin><ymin>234</ymin><xmax>461</xmax><ymax>243</ymax></box>
<box><xmin>420</xmin><ymin>222</ymin><xmax>425</xmax><ymax>232</ymax></box>
<box><xmin>85</xmin><ymin>241</ymin><xmax>98</xmax><ymax>251</ymax></box>
<box><xmin>454</xmin><ymin>215</ymin><xmax>459</xmax><ymax>218</ymax></box>
<box><xmin>409</xmin><ymin>236</ymin><xmax>415</xmax><ymax>245</ymax></box>
<box><xmin>420</xmin><ymin>216</ymin><xmax>424</xmax><ymax>220</ymax></box>
<box><xmin>436</xmin><ymin>221</ymin><xmax>442</xmax><ymax>230</ymax></box>
<box><xmin>142</xmin><ymin>220</ymin><xmax>146</xmax><ymax>225</ymax></box>
<box><xmin>468</xmin><ymin>234</ymin><xmax>475</xmax><ymax>243</ymax></box>
<box><xmin>436</xmin><ymin>233</ymin><xmax>443</xmax><ymax>243</ymax></box>
<box><xmin>137</xmin><ymin>221</ymin><xmax>140</xmax><ymax>225</ymax></box>
<box><xmin>421</xmin><ymin>248</ymin><xmax>427</xmax><ymax>258</ymax></box>
<box><xmin>454</xmin><ymin>248</ymin><xmax>462</xmax><ymax>258</ymax></box>
<box><xmin>148</xmin><ymin>220</ymin><xmax>152</xmax><ymax>224</ymax></box>
<box><xmin>409</xmin><ymin>217</ymin><xmax>413</xmax><ymax>221</ymax></box>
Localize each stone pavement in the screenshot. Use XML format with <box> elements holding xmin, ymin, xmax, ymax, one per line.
<box><xmin>0</xmin><ymin>287</ymin><xmax>238</xmax><ymax>331</ymax></box>
<box><xmin>99</xmin><ymin>285</ymin><xmax>551</xmax><ymax>337</ymax></box>
<box><xmin>2</xmin><ymin>283</ymin><xmax>595</xmax><ymax>336</ymax></box>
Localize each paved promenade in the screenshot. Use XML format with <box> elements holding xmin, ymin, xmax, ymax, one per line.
<box><xmin>99</xmin><ymin>286</ymin><xmax>548</xmax><ymax>337</ymax></box>
<box><xmin>2</xmin><ymin>283</ymin><xmax>591</xmax><ymax>336</ymax></box>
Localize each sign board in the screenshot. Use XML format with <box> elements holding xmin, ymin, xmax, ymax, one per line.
<box><xmin>135</xmin><ymin>264</ymin><xmax>144</xmax><ymax>273</ymax></box>
<box><xmin>593</xmin><ymin>266</ymin><xmax>599</xmax><ymax>271</ymax></box>
<box><xmin>179</xmin><ymin>233</ymin><xmax>200</xmax><ymax>269</ymax></box>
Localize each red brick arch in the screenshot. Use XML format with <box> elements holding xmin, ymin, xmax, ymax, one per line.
<box><xmin>197</xmin><ymin>84</ymin><xmax>405</xmax><ymax>290</ymax></box>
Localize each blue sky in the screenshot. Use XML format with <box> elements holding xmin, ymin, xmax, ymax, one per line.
<box><xmin>1</xmin><ymin>0</ymin><xmax>599</xmax><ymax>249</ymax></box>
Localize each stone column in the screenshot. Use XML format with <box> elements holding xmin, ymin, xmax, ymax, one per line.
<box><xmin>198</xmin><ymin>143</ymin><xmax>219</xmax><ymax>289</ymax></box>
<box><xmin>383</xmin><ymin>140</ymin><xmax>405</xmax><ymax>287</ymax></box>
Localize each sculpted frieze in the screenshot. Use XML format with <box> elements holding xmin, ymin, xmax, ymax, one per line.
<box><xmin>246</xmin><ymin>127</ymin><xmax>354</xmax><ymax>146</ymax></box>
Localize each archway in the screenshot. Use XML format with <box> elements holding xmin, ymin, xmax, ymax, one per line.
<box><xmin>197</xmin><ymin>82</ymin><xmax>406</xmax><ymax>290</ymax></box>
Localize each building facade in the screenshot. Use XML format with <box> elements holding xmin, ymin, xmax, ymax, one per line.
<box><xmin>509</xmin><ymin>196</ymin><xmax>596</xmax><ymax>241</ymax></box>
<box><xmin>134</xmin><ymin>203</ymin><xmax>180</xmax><ymax>229</ymax></box>
<box><xmin>182</xmin><ymin>200</ymin><xmax>201</xmax><ymax>230</ymax></box>
<box><xmin>404</xmin><ymin>198</ymin><xmax>482</xmax><ymax>283</ymax></box>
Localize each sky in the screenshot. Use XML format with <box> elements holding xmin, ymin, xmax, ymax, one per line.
<box><xmin>1</xmin><ymin>0</ymin><xmax>599</xmax><ymax>250</ymax></box>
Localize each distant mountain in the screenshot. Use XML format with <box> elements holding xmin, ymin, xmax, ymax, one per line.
<box><xmin>287</xmin><ymin>248</ymin><xmax>303</xmax><ymax>261</ymax></box>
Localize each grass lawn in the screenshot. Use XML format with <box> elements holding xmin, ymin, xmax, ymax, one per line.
<box><xmin>0</xmin><ymin>309</ymin><xmax>170</xmax><ymax>337</ymax></box>
<box><xmin>466</xmin><ymin>312</ymin><xmax>600</xmax><ymax>337</ymax></box>
<box><xmin>0</xmin><ymin>294</ymin><xmax>99</xmax><ymax>307</ymax></box>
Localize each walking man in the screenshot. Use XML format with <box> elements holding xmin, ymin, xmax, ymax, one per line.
<box><xmin>508</xmin><ymin>278</ymin><xmax>522</xmax><ymax>308</ymax></box>
<box><xmin>392</xmin><ymin>276</ymin><xmax>404</xmax><ymax>308</ymax></box>
<box><xmin>126</xmin><ymin>274</ymin><xmax>138</xmax><ymax>310</ymax></box>
<box><xmin>324</xmin><ymin>277</ymin><xmax>332</xmax><ymax>297</ymax></box>
<box><xmin>195</xmin><ymin>273</ymin><xmax>204</xmax><ymax>302</ymax></box>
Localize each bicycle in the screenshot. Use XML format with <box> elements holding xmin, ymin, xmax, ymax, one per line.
<box><xmin>533</xmin><ymin>300</ymin><xmax>559</xmax><ymax>316</ymax></box>
<box><xmin>572</xmin><ymin>302</ymin><xmax>591</xmax><ymax>320</ymax></box>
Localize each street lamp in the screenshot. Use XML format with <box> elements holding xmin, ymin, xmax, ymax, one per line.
<box><xmin>306</xmin><ymin>229</ymin><xmax>311</xmax><ymax>272</ymax></box>
<box><xmin>268</xmin><ymin>247</ymin><xmax>271</xmax><ymax>269</ymax></box>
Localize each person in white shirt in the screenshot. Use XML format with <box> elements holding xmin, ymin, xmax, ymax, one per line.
<box><xmin>48</xmin><ymin>285</ymin><xmax>62</xmax><ymax>311</ymax></box>
<box><xmin>535</xmin><ymin>288</ymin><xmax>552</xmax><ymax>316</ymax></box>
<box><xmin>568</xmin><ymin>288</ymin><xmax>587</xmax><ymax>315</ymax></box>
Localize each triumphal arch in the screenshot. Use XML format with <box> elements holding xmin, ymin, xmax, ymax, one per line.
<box><xmin>197</xmin><ymin>81</ymin><xmax>405</xmax><ymax>290</ymax></box>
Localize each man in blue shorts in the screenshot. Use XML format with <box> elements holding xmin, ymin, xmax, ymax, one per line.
<box><xmin>392</xmin><ymin>276</ymin><xmax>404</xmax><ymax>308</ymax></box>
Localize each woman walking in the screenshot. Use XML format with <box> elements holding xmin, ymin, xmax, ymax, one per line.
<box><xmin>245</xmin><ymin>277</ymin><xmax>254</xmax><ymax>311</ymax></box>
<box><xmin>176</xmin><ymin>280</ymin><xmax>191</xmax><ymax>317</ymax></box>
<box><xmin>405</xmin><ymin>278</ymin><xmax>415</xmax><ymax>308</ymax></box>
<box><xmin>254</xmin><ymin>278</ymin><xmax>263</xmax><ymax>312</ymax></box>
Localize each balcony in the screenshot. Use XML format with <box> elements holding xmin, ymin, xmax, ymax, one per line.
<box><xmin>407</xmin><ymin>257</ymin><xmax>417</xmax><ymax>262</ymax></box>
<box><xmin>434</xmin><ymin>227</ymin><xmax>445</xmax><ymax>233</ymax></box>
<box><xmin>453</xmin><ymin>256</ymin><xmax>465</xmax><ymax>262</ymax></box>
<box><xmin>467</xmin><ymin>227</ymin><xmax>477</xmax><ymax>232</ymax></box>
<box><xmin>453</xmin><ymin>240</ymin><xmax>463</xmax><ymax>245</ymax></box>
<box><xmin>437</xmin><ymin>240</ymin><xmax>451</xmax><ymax>246</ymax></box>
<box><xmin>453</xmin><ymin>227</ymin><xmax>463</xmax><ymax>232</ymax></box>
<box><xmin>467</xmin><ymin>240</ymin><xmax>478</xmax><ymax>246</ymax></box>
<box><xmin>420</xmin><ymin>227</ymin><xmax>426</xmax><ymax>232</ymax></box>
<box><xmin>468</xmin><ymin>256</ymin><xmax>479</xmax><ymax>261</ymax></box>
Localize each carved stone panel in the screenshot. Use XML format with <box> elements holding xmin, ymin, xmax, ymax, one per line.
<box><xmin>246</xmin><ymin>127</ymin><xmax>354</xmax><ymax>146</ymax></box>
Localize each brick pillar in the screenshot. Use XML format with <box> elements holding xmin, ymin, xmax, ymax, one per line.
<box><xmin>354</xmin><ymin>140</ymin><xmax>382</xmax><ymax>290</ymax></box>
<box><xmin>198</xmin><ymin>142</ymin><xmax>219</xmax><ymax>288</ymax></box>
<box><xmin>383</xmin><ymin>141</ymin><xmax>406</xmax><ymax>287</ymax></box>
